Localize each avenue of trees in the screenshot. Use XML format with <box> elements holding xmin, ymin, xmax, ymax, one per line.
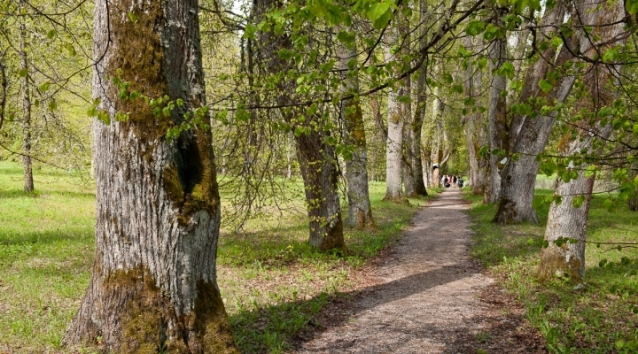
<box><xmin>1</xmin><ymin>0</ymin><xmax>638</xmax><ymax>350</ymax></box>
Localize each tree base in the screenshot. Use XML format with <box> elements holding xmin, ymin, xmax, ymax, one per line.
<box><xmin>538</xmin><ymin>245</ymin><xmax>583</xmax><ymax>282</ymax></box>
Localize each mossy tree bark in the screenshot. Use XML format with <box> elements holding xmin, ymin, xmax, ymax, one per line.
<box><xmin>254</xmin><ymin>0</ymin><xmax>346</xmax><ymax>251</ymax></box>
<box><xmin>62</xmin><ymin>0</ymin><xmax>237</xmax><ymax>351</ymax></box>
<box><xmin>494</xmin><ymin>1</ymin><xmax>574</xmax><ymax>224</ymax></box>
<box><xmin>338</xmin><ymin>38</ymin><xmax>376</xmax><ymax>230</ymax></box>
<box><xmin>539</xmin><ymin>0</ymin><xmax>626</xmax><ymax>282</ymax></box>
<box><xmin>19</xmin><ymin>0</ymin><xmax>34</xmax><ymax>193</ymax></box>
<box><xmin>407</xmin><ymin>0</ymin><xmax>429</xmax><ymax>197</ymax></box>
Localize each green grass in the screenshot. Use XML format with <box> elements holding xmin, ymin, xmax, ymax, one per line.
<box><xmin>0</xmin><ymin>161</ymin><xmax>435</xmax><ymax>353</ymax></box>
<box><xmin>0</xmin><ymin>162</ymin><xmax>95</xmax><ymax>351</ymax></box>
<box><xmin>467</xmin><ymin>187</ymin><xmax>638</xmax><ymax>353</ymax></box>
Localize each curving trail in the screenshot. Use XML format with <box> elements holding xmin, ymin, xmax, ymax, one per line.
<box><xmin>294</xmin><ymin>189</ymin><xmax>545</xmax><ymax>353</ymax></box>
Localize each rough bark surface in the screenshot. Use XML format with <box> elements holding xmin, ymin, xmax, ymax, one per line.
<box><xmin>19</xmin><ymin>0</ymin><xmax>34</xmax><ymax>193</ymax></box>
<box><xmin>539</xmin><ymin>0</ymin><xmax>626</xmax><ymax>281</ymax></box>
<box><xmin>62</xmin><ymin>0</ymin><xmax>237</xmax><ymax>351</ymax></box>
<box><xmin>494</xmin><ymin>2</ymin><xmax>572</xmax><ymax>223</ymax></box>
<box><xmin>485</xmin><ymin>26</ymin><xmax>507</xmax><ymax>204</ymax></box>
<box><xmin>338</xmin><ymin>40</ymin><xmax>376</xmax><ymax>229</ymax></box>
<box><xmin>384</xmin><ymin>25</ymin><xmax>404</xmax><ymax>201</ymax></box>
<box><xmin>254</xmin><ymin>0</ymin><xmax>346</xmax><ymax>250</ymax></box>
<box><xmin>408</xmin><ymin>0</ymin><xmax>429</xmax><ymax>197</ymax></box>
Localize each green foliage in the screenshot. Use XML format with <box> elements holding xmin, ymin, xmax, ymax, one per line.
<box><xmin>467</xmin><ymin>188</ymin><xmax>638</xmax><ymax>353</ymax></box>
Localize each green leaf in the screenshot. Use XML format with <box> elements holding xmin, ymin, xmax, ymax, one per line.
<box><xmin>465</xmin><ymin>20</ymin><xmax>486</xmax><ymax>36</ymax></box>
<box><xmin>46</xmin><ymin>30</ymin><xmax>57</xmax><ymax>39</ymax></box>
<box><xmin>244</xmin><ymin>24</ymin><xmax>257</xmax><ymax>39</ymax></box>
<box><xmin>97</xmin><ymin>111</ymin><xmax>110</xmax><ymax>125</ymax></box>
<box><xmin>627</xmin><ymin>0</ymin><xmax>638</xmax><ymax>15</ymax></box>
<box><xmin>18</xmin><ymin>69</ymin><xmax>28</xmax><ymax>78</ymax></box>
<box><xmin>128</xmin><ymin>12</ymin><xmax>138</xmax><ymax>23</ymax></box>
<box><xmin>496</xmin><ymin>61</ymin><xmax>515</xmax><ymax>79</ymax></box>
<box><xmin>539</xmin><ymin>79</ymin><xmax>553</xmax><ymax>93</ymax></box>
<box><xmin>367</xmin><ymin>1</ymin><xmax>391</xmax><ymax>22</ymax></box>
<box><xmin>39</xmin><ymin>82</ymin><xmax>51</xmax><ymax>92</ymax></box>
<box><xmin>572</xmin><ymin>195</ymin><xmax>584</xmax><ymax>208</ymax></box>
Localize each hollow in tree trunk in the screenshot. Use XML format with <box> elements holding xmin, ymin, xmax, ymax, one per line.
<box><xmin>62</xmin><ymin>0</ymin><xmax>237</xmax><ymax>351</ymax></box>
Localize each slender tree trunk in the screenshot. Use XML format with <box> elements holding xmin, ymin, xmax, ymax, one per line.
<box><xmin>629</xmin><ymin>162</ymin><xmax>638</xmax><ymax>211</ymax></box>
<box><xmin>384</xmin><ymin>25</ymin><xmax>404</xmax><ymax>201</ymax></box>
<box><xmin>62</xmin><ymin>1</ymin><xmax>237</xmax><ymax>351</ymax></box>
<box><xmin>462</xmin><ymin>36</ymin><xmax>482</xmax><ymax>192</ymax></box>
<box><xmin>539</xmin><ymin>0</ymin><xmax>625</xmax><ymax>281</ymax></box>
<box><xmin>485</xmin><ymin>15</ymin><xmax>507</xmax><ymax>204</ymax></box>
<box><xmin>337</xmin><ymin>38</ymin><xmax>375</xmax><ymax>229</ymax></box>
<box><xmin>408</xmin><ymin>0</ymin><xmax>429</xmax><ymax>196</ymax></box>
<box><xmin>19</xmin><ymin>0</ymin><xmax>34</xmax><ymax>192</ymax></box>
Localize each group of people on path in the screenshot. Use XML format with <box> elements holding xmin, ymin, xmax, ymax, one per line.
<box><xmin>441</xmin><ymin>175</ymin><xmax>463</xmax><ymax>188</ymax></box>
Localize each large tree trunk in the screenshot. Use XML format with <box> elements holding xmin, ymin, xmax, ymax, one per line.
<box><xmin>19</xmin><ymin>0</ymin><xmax>34</xmax><ymax>193</ymax></box>
<box><xmin>484</xmin><ymin>17</ymin><xmax>507</xmax><ymax>204</ymax></box>
<box><xmin>254</xmin><ymin>0</ymin><xmax>346</xmax><ymax>250</ymax></box>
<box><xmin>539</xmin><ymin>0</ymin><xmax>626</xmax><ymax>282</ymax></box>
<box><xmin>338</xmin><ymin>39</ymin><xmax>376</xmax><ymax>229</ymax></box>
<box><xmin>494</xmin><ymin>1</ymin><xmax>572</xmax><ymax>223</ymax></box>
<box><xmin>384</xmin><ymin>25</ymin><xmax>404</xmax><ymax>201</ymax></box>
<box><xmin>62</xmin><ymin>1</ymin><xmax>237</xmax><ymax>351</ymax></box>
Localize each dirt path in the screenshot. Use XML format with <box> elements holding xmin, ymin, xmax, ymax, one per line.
<box><xmin>294</xmin><ymin>189</ymin><xmax>545</xmax><ymax>353</ymax></box>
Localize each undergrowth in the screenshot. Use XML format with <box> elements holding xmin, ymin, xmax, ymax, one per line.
<box><xmin>0</xmin><ymin>161</ymin><xmax>433</xmax><ymax>353</ymax></box>
<box><xmin>467</xmin><ymin>188</ymin><xmax>638</xmax><ymax>353</ymax></box>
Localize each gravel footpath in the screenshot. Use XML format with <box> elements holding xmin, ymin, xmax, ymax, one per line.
<box><xmin>293</xmin><ymin>188</ymin><xmax>546</xmax><ymax>354</ymax></box>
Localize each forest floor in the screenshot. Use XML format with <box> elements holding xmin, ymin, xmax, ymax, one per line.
<box><xmin>292</xmin><ymin>188</ymin><xmax>546</xmax><ymax>354</ymax></box>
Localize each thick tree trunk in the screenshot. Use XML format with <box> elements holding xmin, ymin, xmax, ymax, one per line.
<box><xmin>19</xmin><ymin>0</ymin><xmax>34</xmax><ymax>193</ymax></box>
<box><xmin>384</xmin><ymin>25</ymin><xmax>404</xmax><ymax>201</ymax></box>
<box><xmin>539</xmin><ymin>0</ymin><xmax>625</xmax><ymax>281</ymax></box>
<box><xmin>254</xmin><ymin>0</ymin><xmax>346</xmax><ymax>250</ymax></box>
<box><xmin>63</xmin><ymin>1</ymin><xmax>237</xmax><ymax>351</ymax></box>
<box><xmin>485</xmin><ymin>25</ymin><xmax>507</xmax><ymax>204</ymax></box>
<box><xmin>494</xmin><ymin>2</ymin><xmax>572</xmax><ymax>223</ymax></box>
<box><xmin>338</xmin><ymin>40</ymin><xmax>376</xmax><ymax>229</ymax></box>
<box><xmin>539</xmin><ymin>170</ymin><xmax>595</xmax><ymax>281</ymax></box>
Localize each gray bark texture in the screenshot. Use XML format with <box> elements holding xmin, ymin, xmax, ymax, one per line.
<box><xmin>384</xmin><ymin>24</ymin><xmax>405</xmax><ymax>201</ymax></box>
<box><xmin>19</xmin><ymin>0</ymin><xmax>34</xmax><ymax>193</ymax></box>
<box><xmin>62</xmin><ymin>0</ymin><xmax>237</xmax><ymax>351</ymax></box>
<box><xmin>494</xmin><ymin>1</ymin><xmax>573</xmax><ymax>223</ymax></box>
<box><xmin>254</xmin><ymin>0</ymin><xmax>345</xmax><ymax>250</ymax></box>
<box><xmin>485</xmin><ymin>30</ymin><xmax>507</xmax><ymax>204</ymax></box>
<box><xmin>462</xmin><ymin>36</ymin><xmax>485</xmax><ymax>194</ymax></box>
<box><xmin>407</xmin><ymin>0</ymin><xmax>429</xmax><ymax>197</ymax></box>
<box><xmin>338</xmin><ymin>38</ymin><xmax>376</xmax><ymax>229</ymax></box>
<box><xmin>539</xmin><ymin>0</ymin><xmax>626</xmax><ymax>281</ymax></box>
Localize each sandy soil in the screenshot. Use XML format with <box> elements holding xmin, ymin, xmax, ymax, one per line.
<box><xmin>293</xmin><ymin>189</ymin><xmax>546</xmax><ymax>354</ymax></box>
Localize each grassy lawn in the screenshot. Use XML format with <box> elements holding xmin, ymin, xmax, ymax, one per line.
<box><xmin>467</xmin><ymin>187</ymin><xmax>638</xmax><ymax>353</ymax></box>
<box><xmin>0</xmin><ymin>161</ymin><xmax>434</xmax><ymax>353</ymax></box>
